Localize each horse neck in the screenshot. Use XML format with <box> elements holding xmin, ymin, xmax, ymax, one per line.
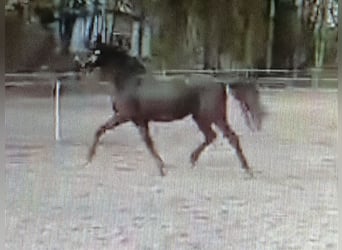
<box><xmin>112</xmin><ymin>71</ymin><xmax>140</xmax><ymax>92</ymax></box>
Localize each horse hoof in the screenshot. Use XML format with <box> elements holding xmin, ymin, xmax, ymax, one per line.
<box><xmin>244</xmin><ymin>169</ymin><xmax>254</xmax><ymax>179</ymax></box>
<box><xmin>190</xmin><ymin>156</ymin><xmax>197</xmax><ymax>167</ymax></box>
<box><xmin>87</xmin><ymin>152</ymin><xmax>94</xmax><ymax>163</ymax></box>
<box><xmin>82</xmin><ymin>161</ymin><xmax>91</xmax><ymax>168</ymax></box>
<box><xmin>87</xmin><ymin>157</ymin><xmax>93</xmax><ymax>164</ymax></box>
<box><xmin>160</xmin><ymin>168</ymin><xmax>167</xmax><ymax>176</ymax></box>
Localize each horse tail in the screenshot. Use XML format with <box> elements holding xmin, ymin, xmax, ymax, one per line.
<box><xmin>228</xmin><ymin>82</ymin><xmax>265</xmax><ymax>131</ymax></box>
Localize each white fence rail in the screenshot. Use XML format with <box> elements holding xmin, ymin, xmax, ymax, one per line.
<box><xmin>5</xmin><ymin>68</ymin><xmax>337</xmax><ymax>84</ymax></box>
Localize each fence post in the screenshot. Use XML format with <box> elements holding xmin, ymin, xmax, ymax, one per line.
<box><xmin>54</xmin><ymin>79</ymin><xmax>61</xmax><ymax>141</ymax></box>
<box><xmin>311</xmin><ymin>67</ymin><xmax>321</xmax><ymax>88</ymax></box>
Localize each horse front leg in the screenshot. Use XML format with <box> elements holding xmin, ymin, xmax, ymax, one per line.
<box><xmin>136</xmin><ymin>122</ymin><xmax>166</xmax><ymax>176</ymax></box>
<box><xmin>87</xmin><ymin>114</ymin><xmax>127</xmax><ymax>163</ymax></box>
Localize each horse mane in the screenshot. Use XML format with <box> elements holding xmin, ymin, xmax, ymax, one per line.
<box><xmin>93</xmin><ymin>44</ymin><xmax>147</xmax><ymax>75</ymax></box>
<box><xmin>95</xmin><ymin>45</ymin><xmax>130</xmax><ymax>63</ymax></box>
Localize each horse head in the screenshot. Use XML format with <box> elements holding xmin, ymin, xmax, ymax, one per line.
<box><xmin>80</xmin><ymin>44</ymin><xmax>146</xmax><ymax>77</ymax></box>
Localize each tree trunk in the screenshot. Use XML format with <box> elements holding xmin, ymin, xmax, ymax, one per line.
<box><xmin>130</xmin><ymin>21</ymin><xmax>140</xmax><ymax>56</ymax></box>
<box><xmin>266</xmin><ymin>0</ymin><xmax>275</xmax><ymax>69</ymax></box>
<box><xmin>203</xmin><ymin>14</ymin><xmax>219</xmax><ymax>69</ymax></box>
<box><xmin>244</xmin><ymin>16</ymin><xmax>253</xmax><ymax>67</ymax></box>
<box><xmin>109</xmin><ymin>12</ymin><xmax>116</xmax><ymax>44</ymax></box>
<box><xmin>138</xmin><ymin>20</ymin><xmax>144</xmax><ymax>57</ymax></box>
<box><xmin>88</xmin><ymin>15</ymin><xmax>95</xmax><ymax>44</ymax></box>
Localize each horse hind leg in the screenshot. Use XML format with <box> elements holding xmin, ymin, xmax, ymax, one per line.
<box><xmin>191</xmin><ymin>118</ymin><xmax>217</xmax><ymax>167</ymax></box>
<box><xmin>87</xmin><ymin>114</ymin><xmax>127</xmax><ymax>162</ymax></box>
<box><xmin>136</xmin><ymin>122</ymin><xmax>167</xmax><ymax>176</ymax></box>
<box><xmin>215</xmin><ymin>119</ymin><xmax>253</xmax><ymax>176</ymax></box>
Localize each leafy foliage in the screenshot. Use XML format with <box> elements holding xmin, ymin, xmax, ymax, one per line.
<box><xmin>143</xmin><ymin>0</ymin><xmax>268</xmax><ymax>68</ymax></box>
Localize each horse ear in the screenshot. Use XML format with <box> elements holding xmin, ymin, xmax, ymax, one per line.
<box><xmin>95</xmin><ymin>33</ymin><xmax>103</xmax><ymax>47</ymax></box>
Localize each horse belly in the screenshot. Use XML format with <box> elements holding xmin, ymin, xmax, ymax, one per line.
<box><xmin>136</xmin><ymin>86</ymin><xmax>197</xmax><ymax>122</ymax></box>
<box><xmin>139</xmin><ymin>99</ymin><xmax>193</xmax><ymax>122</ymax></box>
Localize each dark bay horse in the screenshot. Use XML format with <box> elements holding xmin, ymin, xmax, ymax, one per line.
<box><xmin>84</xmin><ymin>45</ymin><xmax>265</xmax><ymax>176</ymax></box>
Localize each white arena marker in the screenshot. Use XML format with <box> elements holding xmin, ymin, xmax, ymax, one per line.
<box><xmin>54</xmin><ymin>79</ymin><xmax>61</xmax><ymax>141</ymax></box>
